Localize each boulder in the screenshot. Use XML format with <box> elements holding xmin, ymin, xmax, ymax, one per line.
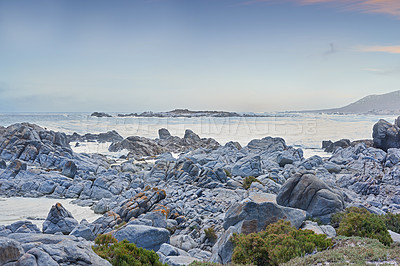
<box><xmin>301</xmin><ymin>221</ymin><xmax>336</xmax><ymax>238</ymax></box>
<box><xmin>373</xmin><ymin>118</ymin><xmax>400</xmax><ymax>151</ymax></box>
<box><xmin>70</xmin><ymin>219</ymin><xmax>95</xmax><ymax>241</ymax></box>
<box><xmin>231</xmin><ymin>155</ymin><xmax>262</xmax><ymax>177</ymax></box>
<box><xmin>389</xmin><ymin>230</ymin><xmax>400</xmax><ymax>243</ymax></box>
<box><xmin>117</xmin><ymin>187</ymin><xmax>166</xmax><ymax>222</ymax></box>
<box><xmin>323</xmin><ymin>139</ymin><xmax>351</xmax><ymax>153</ymax></box>
<box><xmin>158</xmin><ymin>243</ymin><xmax>189</xmax><ymax>257</ymax></box>
<box><xmin>0</xmin><ymin>237</ymin><xmax>24</xmax><ymax>264</ymax></box>
<box><xmin>42</xmin><ymin>203</ymin><xmax>79</xmax><ymax>234</ymax></box>
<box><xmin>141</xmin><ymin>211</ymin><xmax>167</xmax><ymax>228</ymax></box>
<box><xmin>223</xmin><ymin>200</ymin><xmax>306</xmax><ymax>234</ymax></box>
<box><xmin>277</xmin><ymin>172</ymin><xmax>345</xmax><ymax>222</ymax></box>
<box><xmin>159</xmin><ymin>128</ymin><xmax>172</xmax><ymax>140</ymax></box>
<box><xmin>68</xmin><ymin>130</ymin><xmax>123</xmax><ymax>143</ymax></box>
<box><xmin>113</xmin><ymin>225</ymin><xmax>170</xmax><ymax>251</ymax></box>
<box><xmin>170</xmin><ymin>235</ymin><xmax>197</xmax><ymax>251</ymax></box>
<box><xmin>62</xmin><ymin>160</ymin><xmax>77</xmax><ymax>178</ymax></box>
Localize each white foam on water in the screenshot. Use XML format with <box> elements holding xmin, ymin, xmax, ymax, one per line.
<box><xmin>0</xmin><ymin>197</ymin><xmax>101</xmax><ymax>230</ymax></box>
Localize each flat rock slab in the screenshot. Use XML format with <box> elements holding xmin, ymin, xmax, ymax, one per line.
<box><xmin>248</xmin><ymin>192</ymin><xmax>277</xmax><ymax>203</ymax></box>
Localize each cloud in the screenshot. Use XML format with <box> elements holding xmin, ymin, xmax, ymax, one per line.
<box><xmin>363</xmin><ymin>67</ymin><xmax>400</xmax><ymax>75</ymax></box>
<box><xmin>358</xmin><ymin>45</ymin><xmax>400</xmax><ymax>54</ymax></box>
<box><xmin>239</xmin><ymin>0</ymin><xmax>400</xmax><ymax>18</ymax></box>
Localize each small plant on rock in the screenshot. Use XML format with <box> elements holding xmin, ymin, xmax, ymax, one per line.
<box><xmin>223</xmin><ymin>169</ymin><xmax>232</xmax><ymax>178</ymax></box>
<box><xmin>204</xmin><ymin>227</ymin><xmax>217</xmax><ymax>243</ymax></box>
<box><xmin>242</xmin><ymin>176</ymin><xmax>262</xmax><ymax>190</ymax></box>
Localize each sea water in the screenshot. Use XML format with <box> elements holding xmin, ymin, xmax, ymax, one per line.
<box><xmin>0</xmin><ymin>112</ymin><xmax>395</xmax><ymax>154</ymax></box>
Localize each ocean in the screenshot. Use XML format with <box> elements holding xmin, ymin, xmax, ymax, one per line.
<box><xmin>0</xmin><ymin>112</ymin><xmax>395</xmax><ymax>156</ymax></box>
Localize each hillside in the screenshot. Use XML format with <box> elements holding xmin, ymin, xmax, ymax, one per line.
<box><xmin>311</xmin><ymin>90</ymin><xmax>400</xmax><ymax>115</ymax></box>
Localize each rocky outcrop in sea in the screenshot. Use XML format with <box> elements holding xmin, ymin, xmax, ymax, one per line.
<box><xmin>1</xmin><ymin>118</ymin><xmax>400</xmax><ymax>265</ymax></box>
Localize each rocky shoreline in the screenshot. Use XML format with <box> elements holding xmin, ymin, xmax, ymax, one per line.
<box><xmin>90</xmin><ymin>109</ymin><xmax>289</xmax><ymax>118</ymax></box>
<box><xmin>1</xmin><ymin>117</ymin><xmax>400</xmax><ymax>265</ymax></box>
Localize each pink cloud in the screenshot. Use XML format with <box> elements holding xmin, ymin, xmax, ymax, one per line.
<box><xmin>358</xmin><ymin>45</ymin><xmax>400</xmax><ymax>54</ymax></box>
<box><xmin>240</xmin><ymin>0</ymin><xmax>400</xmax><ymax>18</ymax></box>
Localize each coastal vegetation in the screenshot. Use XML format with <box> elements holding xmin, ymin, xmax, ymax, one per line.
<box><xmin>92</xmin><ymin>234</ymin><xmax>167</xmax><ymax>266</ymax></box>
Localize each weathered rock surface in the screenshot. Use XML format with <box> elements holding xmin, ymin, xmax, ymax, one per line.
<box><xmin>109</xmin><ymin>129</ymin><xmax>220</xmax><ymax>158</ymax></box>
<box><xmin>42</xmin><ymin>203</ymin><xmax>78</xmax><ymax>234</ymax></box>
<box><xmin>68</xmin><ymin>130</ymin><xmax>123</xmax><ymax>143</ymax></box>
<box><xmin>163</xmin><ymin>255</ymin><xmax>197</xmax><ymax>266</ymax></box>
<box><xmin>373</xmin><ymin>118</ymin><xmax>400</xmax><ymax>151</ymax></box>
<box><xmin>223</xmin><ymin>200</ymin><xmax>306</xmax><ymax>234</ymax></box>
<box><xmin>301</xmin><ymin>221</ymin><xmax>336</xmax><ymax>238</ymax></box>
<box><xmin>0</xmin><ymin>236</ymin><xmax>25</xmax><ymax>264</ymax></box>
<box><xmin>6</xmin><ymin>233</ymin><xmax>111</xmax><ymax>265</ymax></box>
<box><xmin>113</xmin><ymin>225</ymin><xmax>170</xmax><ymax>251</ymax></box>
<box><xmin>277</xmin><ymin>172</ymin><xmax>345</xmax><ymax>222</ymax></box>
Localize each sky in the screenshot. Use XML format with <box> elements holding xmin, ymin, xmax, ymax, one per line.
<box><xmin>0</xmin><ymin>0</ymin><xmax>399</xmax><ymax>112</ymax></box>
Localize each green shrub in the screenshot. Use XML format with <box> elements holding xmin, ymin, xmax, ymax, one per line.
<box><xmin>231</xmin><ymin>220</ymin><xmax>333</xmax><ymax>266</ymax></box>
<box><xmin>333</xmin><ymin>207</ymin><xmax>393</xmax><ymax>246</ymax></box>
<box><xmin>223</xmin><ymin>169</ymin><xmax>232</xmax><ymax>178</ymax></box>
<box><xmin>114</xmin><ymin>221</ymin><xmax>126</xmax><ymax>230</ymax></box>
<box><xmin>204</xmin><ymin>227</ymin><xmax>217</xmax><ymax>243</ymax></box>
<box><xmin>383</xmin><ymin>212</ymin><xmax>400</xmax><ymax>234</ymax></box>
<box><xmin>92</xmin><ymin>234</ymin><xmax>167</xmax><ymax>266</ymax></box>
<box><xmin>307</xmin><ymin>217</ymin><xmax>324</xmax><ymax>226</ymax></box>
<box><xmin>242</xmin><ymin>176</ymin><xmax>262</xmax><ymax>190</ymax></box>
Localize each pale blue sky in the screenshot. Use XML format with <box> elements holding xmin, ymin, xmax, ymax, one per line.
<box><xmin>0</xmin><ymin>0</ymin><xmax>399</xmax><ymax>112</ymax></box>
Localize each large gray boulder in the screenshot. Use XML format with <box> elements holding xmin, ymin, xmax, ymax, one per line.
<box><xmin>373</xmin><ymin>118</ymin><xmax>400</xmax><ymax>151</ymax></box>
<box><xmin>277</xmin><ymin>172</ymin><xmax>345</xmax><ymax>222</ymax></box>
<box><xmin>159</xmin><ymin>128</ymin><xmax>172</xmax><ymax>140</ymax></box>
<box><xmin>42</xmin><ymin>203</ymin><xmax>79</xmax><ymax>234</ymax></box>
<box><xmin>113</xmin><ymin>225</ymin><xmax>170</xmax><ymax>251</ymax></box>
<box><xmin>223</xmin><ymin>200</ymin><xmax>306</xmax><ymax>234</ymax></box>
<box><xmin>0</xmin><ymin>237</ymin><xmax>24</xmax><ymax>264</ymax></box>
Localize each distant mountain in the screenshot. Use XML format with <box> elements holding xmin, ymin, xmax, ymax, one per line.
<box><xmin>309</xmin><ymin>90</ymin><xmax>400</xmax><ymax>115</ymax></box>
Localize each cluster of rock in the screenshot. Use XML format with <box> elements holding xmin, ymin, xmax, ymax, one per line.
<box><xmin>90</xmin><ymin>112</ymin><xmax>112</xmax><ymax>118</ymax></box>
<box><xmin>109</xmin><ymin>128</ymin><xmax>221</xmax><ymax>159</ymax></box>
<box><xmin>68</xmin><ymin>130</ymin><xmax>123</xmax><ymax>143</ymax></box>
<box><xmin>2</xmin><ymin>118</ymin><xmax>400</xmax><ymax>265</ymax></box>
<box><xmin>92</xmin><ymin>109</ymin><xmax>277</xmax><ymax>118</ymax></box>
